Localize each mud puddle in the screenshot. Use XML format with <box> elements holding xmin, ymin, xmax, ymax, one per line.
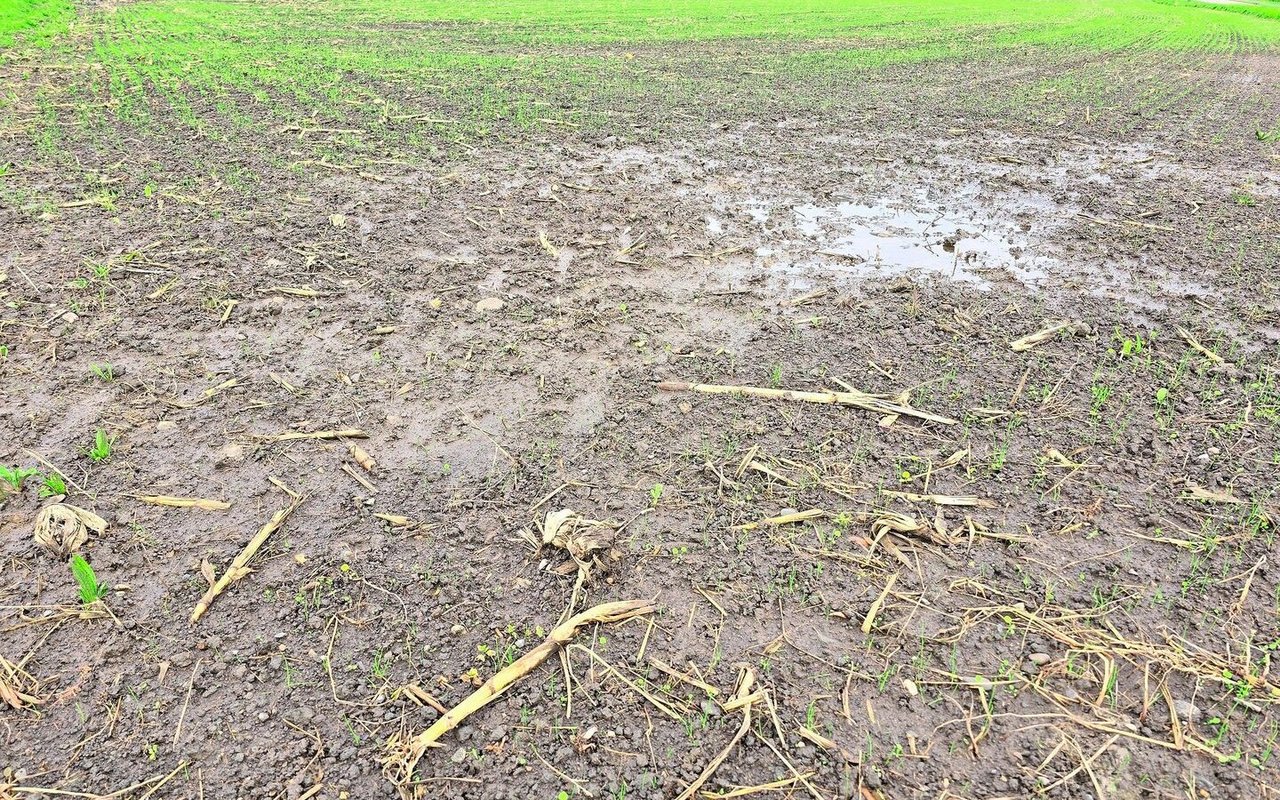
<box><xmin>788</xmin><ymin>192</ymin><xmax>1052</xmax><ymax>286</ymax></box>
<box><xmin>701</xmin><ymin>182</ymin><xmax>1065</xmax><ymax>291</ymax></box>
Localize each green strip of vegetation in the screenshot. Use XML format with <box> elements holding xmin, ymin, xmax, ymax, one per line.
<box><xmin>0</xmin><ymin>0</ymin><xmax>73</xmax><ymax>47</ymax></box>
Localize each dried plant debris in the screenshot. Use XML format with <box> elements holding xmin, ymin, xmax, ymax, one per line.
<box><xmin>33</xmin><ymin>503</ymin><xmax>107</xmax><ymax>559</ymax></box>
<box><xmin>190</xmin><ymin>496</ymin><xmax>304</xmax><ymax>624</ymax></box>
<box><xmin>521</xmin><ymin>508</ymin><xmax>621</xmax><ymax>580</ymax></box>
<box><xmin>383</xmin><ymin>599</ymin><xmax>655</xmax><ymax>795</ymax></box>
<box><xmin>1009</xmin><ymin>320</ymin><xmax>1091</xmax><ymax>351</ymax></box>
<box><xmin>659</xmin><ymin>380</ymin><xmax>958</xmax><ymax>425</ymax></box>
<box><xmin>135</xmin><ymin>495</ymin><xmax>231</xmax><ymax>511</ymax></box>
<box><xmin>0</xmin><ymin>655</ymin><xmax>42</xmax><ymax>711</ymax></box>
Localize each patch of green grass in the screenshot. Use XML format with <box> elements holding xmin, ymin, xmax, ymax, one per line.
<box><xmin>767</xmin><ymin>363</ymin><xmax>783</xmax><ymax>388</ymax></box>
<box><xmin>0</xmin><ymin>0</ymin><xmax>73</xmax><ymax>47</ymax></box>
<box><xmin>6</xmin><ymin>0</ymin><xmax>1280</xmax><ymax>197</ymax></box>
<box><xmin>1090</xmin><ymin>380</ymin><xmax>1113</xmax><ymax>416</ymax></box>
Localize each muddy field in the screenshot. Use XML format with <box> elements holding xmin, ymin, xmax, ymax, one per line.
<box><xmin>3</xmin><ymin>3</ymin><xmax>1280</xmax><ymax>799</ymax></box>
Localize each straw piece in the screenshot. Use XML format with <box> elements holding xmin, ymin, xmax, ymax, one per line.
<box><xmin>675</xmin><ymin>668</ymin><xmax>758</xmax><ymax>800</ymax></box>
<box><xmin>163</xmin><ymin>377</ymin><xmax>238</xmax><ymax>409</ymax></box>
<box><xmin>265</xmin><ymin>429</ymin><xmax>367</xmax><ymax>442</ymax></box>
<box><xmin>385</xmin><ymin>599</ymin><xmax>655</xmax><ymax>787</ymax></box>
<box><xmin>658</xmin><ymin>381</ymin><xmax>957</xmax><ymax>426</ymax></box>
<box><xmin>861</xmin><ymin>573</ymin><xmax>899</xmax><ymax>634</ymax></box>
<box><xmin>136</xmin><ymin>495</ymin><xmax>231</xmax><ymax>511</ymax></box>
<box><xmin>1010</xmin><ymin>321</ymin><xmax>1088</xmax><ymax>352</ymax></box>
<box><xmin>190</xmin><ymin>496</ymin><xmax>304</xmax><ymax>623</ymax></box>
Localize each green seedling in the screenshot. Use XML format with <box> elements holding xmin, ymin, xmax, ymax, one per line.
<box><xmin>1090</xmin><ymin>382</ymin><xmax>1112</xmax><ymax>415</ymax></box>
<box><xmin>89</xmin><ymin>363</ymin><xmax>115</xmax><ymax>381</ymax></box>
<box><xmin>1119</xmin><ymin>333</ymin><xmax>1144</xmax><ymax>357</ymax></box>
<box><xmin>649</xmin><ymin>482</ymin><xmax>664</xmax><ymax>506</ymax></box>
<box><xmin>39</xmin><ymin>472</ymin><xmax>67</xmax><ymax>498</ymax></box>
<box><xmin>372</xmin><ymin>650</ymin><xmax>389</xmax><ymax>679</ymax></box>
<box><xmin>767</xmin><ymin>363</ymin><xmax>783</xmax><ymax>388</ymax></box>
<box><xmin>70</xmin><ymin>554</ymin><xmax>107</xmax><ymax>604</ymax></box>
<box><xmin>87</xmin><ymin>429</ymin><xmax>113</xmax><ymax>462</ymax></box>
<box><xmin>0</xmin><ymin>465</ymin><xmax>39</xmax><ymax>492</ymax></box>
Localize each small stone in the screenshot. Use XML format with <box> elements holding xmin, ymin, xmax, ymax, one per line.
<box><xmin>217</xmin><ymin>442</ymin><xmax>246</xmax><ymax>466</ymax></box>
<box><xmin>1173</xmin><ymin>700</ymin><xmax>1202</xmax><ymax>723</ymax></box>
<box><xmin>902</xmin><ymin>678</ymin><xmax>918</xmax><ymax>697</ymax></box>
<box><xmin>450</xmin><ymin>747</ymin><xmax>467</xmax><ymax>764</ymax></box>
<box><xmin>450</xmin><ymin>624</ymin><xmax>465</xmax><ymax>635</ymax></box>
<box><xmin>1028</xmin><ymin>652</ymin><xmax>1051</xmax><ymax>666</ymax></box>
<box><xmin>678</xmin><ymin>401</ymin><xmax>692</xmax><ymax>414</ymax></box>
<box><xmin>157</xmin><ymin>421</ymin><xmax>178</xmax><ymax>432</ymax></box>
<box><xmin>474</xmin><ymin>297</ymin><xmax>505</xmax><ymax>312</ymax></box>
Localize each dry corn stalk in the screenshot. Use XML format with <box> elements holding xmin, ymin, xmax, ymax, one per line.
<box><xmin>349</xmin><ymin>444</ymin><xmax>377</xmax><ymax>472</ymax></box>
<box><xmin>33</xmin><ymin>503</ymin><xmax>107</xmax><ymax>559</ymax></box>
<box><xmin>1009</xmin><ymin>321</ymin><xmax>1089</xmax><ymax>352</ymax></box>
<box><xmin>861</xmin><ymin>573</ymin><xmax>900</xmax><ymax>634</ymax></box>
<box><xmin>1181</xmin><ymin>484</ymin><xmax>1243</xmax><ymax>505</ymax></box>
<box><xmin>268</xmin><ymin>285</ymin><xmax>319</xmax><ymax>297</ymax></box>
<box><xmin>1176</xmin><ymin>325</ymin><xmax>1224</xmax><ymax>364</ymax></box>
<box><xmin>658</xmin><ymin>381</ymin><xmax>957</xmax><ymax>426</ymax></box>
<box><xmin>674</xmin><ymin>667</ymin><xmax>760</xmax><ymax>800</ymax></box>
<box><xmin>883</xmin><ymin>491</ymin><xmax>995</xmax><ymax>508</ymax></box>
<box><xmin>265</xmin><ymin>429</ymin><xmax>367</xmax><ymax>442</ymax></box>
<box><xmin>383</xmin><ymin>599</ymin><xmax>654</xmax><ymax>791</ymax></box>
<box><xmin>731</xmin><ymin>508</ymin><xmax>825</xmax><ymax>531</ymax></box>
<box><xmin>190</xmin><ymin>496</ymin><xmax>304</xmax><ymax>623</ymax></box>
<box><xmin>136</xmin><ymin>495</ymin><xmax>231</xmax><ymax>511</ymax></box>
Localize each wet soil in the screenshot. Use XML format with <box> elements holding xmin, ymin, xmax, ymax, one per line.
<box><xmin>2</xmin><ymin>26</ymin><xmax>1280</xmax><ymax>800</ymax></box>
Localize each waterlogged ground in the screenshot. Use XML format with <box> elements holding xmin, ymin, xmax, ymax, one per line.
<box><xmin>2</xmin><ymin>1</ymin><xmax>1280</xmax><ymax>799</ymax></box>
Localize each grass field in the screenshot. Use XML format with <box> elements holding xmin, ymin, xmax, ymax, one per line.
<box><xmin>3</xmin><ymin>0</ymin><xmax>1280</xmax><ymax>209</ymax></box>
<box><xmin>2</xmin><ymin>1</ymin><xmax>1279</xmax><ymax>798</ymax></box>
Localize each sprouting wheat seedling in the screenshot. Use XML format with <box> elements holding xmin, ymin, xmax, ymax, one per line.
<box><xmin>70</xmin><ymin>554</ymin><xmax>107</xmax><ymax>604</ymax></box>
